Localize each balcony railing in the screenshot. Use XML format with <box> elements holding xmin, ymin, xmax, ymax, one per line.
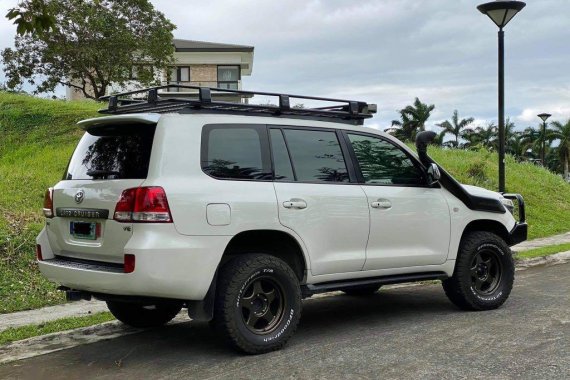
<box><xmin>161</xmin><ymin>81</ymin><xmax>239</xmax><ymax>92</ymax></box>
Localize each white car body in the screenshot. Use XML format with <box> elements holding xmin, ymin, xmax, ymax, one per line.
<box><xmin>37</xmin><ymin>113</ymin><xmax>521</xmax><ymax>302</ymax></box>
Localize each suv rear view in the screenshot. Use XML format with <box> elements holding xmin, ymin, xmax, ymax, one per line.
<box><xmin>37</xmin><ymin>85</ymin><xmax>526</xmax><ymax>354</ymax></box>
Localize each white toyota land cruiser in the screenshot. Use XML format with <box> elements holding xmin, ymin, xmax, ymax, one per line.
<box><xmin>36</xmin><ymin>86</ymin><xmax>527</xmax><ymax>354</ymax></box>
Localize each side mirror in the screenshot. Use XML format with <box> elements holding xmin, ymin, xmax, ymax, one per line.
<box><xmin>427</xmin><ymin>163</ymin><xmax>441</xmax><ymax>185</ymax></box>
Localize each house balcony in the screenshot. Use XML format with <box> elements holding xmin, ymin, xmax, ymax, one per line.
<box><xmin>158</xmin><ymin>81</ymin><xmax>251</xmax><ymax>102</ymax></box>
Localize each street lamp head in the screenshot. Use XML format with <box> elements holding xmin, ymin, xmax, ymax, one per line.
<box><xmin>477</xmin><ymin>1</ymin><xmax>526</xmax><ymax>29</ymax></box>
<box><xmin>537</xmin><ymin>113</ymin><xmax>552</xmax><ymax>122</ymax></box>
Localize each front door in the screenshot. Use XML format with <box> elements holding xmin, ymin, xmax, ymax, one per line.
<box><xmin>344</xmin><ymin>132</ymin><xmax>451</xmax><ymax>270</ymax></box>
<box><xmin>270</xmin><ymin>127</ymin><xmax>369</xmax><ymax>276</ymax></box>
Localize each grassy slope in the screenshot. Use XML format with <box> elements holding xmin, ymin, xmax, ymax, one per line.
<box><xmin>428</xmin><ymin>147</ymin><xmax>570</xmax><ymax>239</ymax></box>
<box><xmin>0</xmin><ymin>92</ymin><xmax>99</xmax><ymax>313</ymax></box>
<box><xmin>0</xmin><ymin>91</ymin><xmax>569</xmax><ymax>313</ymax></box>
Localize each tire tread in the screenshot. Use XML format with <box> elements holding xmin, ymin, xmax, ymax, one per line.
<box><xmin>443</xmin><ymin>231</ymin><xmax>514</xmax><ymax>311</ymax></box>
<box><xmin>213</xmin><ymin>254</ymin><xmax>301</xmax><ymax>354</ymax></box>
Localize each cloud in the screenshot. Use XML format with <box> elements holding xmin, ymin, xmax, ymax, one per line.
<box><xmin>0</xmin><ymin>0</ymin><xmax>568</xmax><ymax>128</ymax></box>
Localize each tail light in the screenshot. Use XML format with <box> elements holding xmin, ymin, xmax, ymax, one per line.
<box><xmin>43</xmin><ymin>188</ymin><xmax>54</xmax><ymax>218</ymax></box>
<box><xmin>113</xmin><ymin>187</ymin><xmax>172</xmax><ymax>223</ymax></box>
<box><xmin>124</xmin><ymin>254</ymin><xmax>136</xmax><ymax>273</ymax></box>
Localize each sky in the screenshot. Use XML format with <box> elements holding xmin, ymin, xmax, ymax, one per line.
<box><xmin>0</xmin><ymin>0</ymin><xmax>569</xmax><ymax>131</ymax></box>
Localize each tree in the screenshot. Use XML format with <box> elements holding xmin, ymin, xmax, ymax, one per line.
<box><xmin>436</xmin><ymin>110</ymin><xmax>474</xmax><ymax>148</ymax></box>
<box><xmin>2</xmin><ymin>0</ymin><xmax>176</xmax><ymax>100</ymax></box>
<box><xmin>521</xmin><ymin>124</ymin><xmax>555</xmax><ymax>165</ymax></box>
<box><xmin>507</xmin><ymin>133</ymin><xmax>530</xmax><ymax>161</ymax></box>
<box><xmin>389</xmin><ymin>98</ymin><xmax>435</xmax><ymax>141</ymax></box>
<box><xmin>550</xmin><ymin>119</ymin><xmax>570</xmax><ymax>180</ymax></box>
<box><xmin>463</xmin><ymin>123</ymin><xmax>496</xmax><ymax>150</ymax></box>
<box><xmin>5</xmin><ymin>0</ymin><xmax>55</xmax><ymax>36</ymax></box>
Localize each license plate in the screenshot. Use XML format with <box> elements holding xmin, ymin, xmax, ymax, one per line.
<box><xmin>70</xmin><ymin>221</ymin><xmax>99</xmax><ymax>240</ymax></box>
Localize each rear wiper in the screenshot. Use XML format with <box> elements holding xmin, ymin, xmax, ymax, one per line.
<box><xmin>86</xmin><ymin>169</ymin><xmax>120</xmax><ymax>178</ymax></box>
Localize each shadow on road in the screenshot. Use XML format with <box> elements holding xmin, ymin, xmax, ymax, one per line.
<box><xmin>74</xmin><ymin>285</ymin><xmax>455</xmax><ymax>361</ymax></box>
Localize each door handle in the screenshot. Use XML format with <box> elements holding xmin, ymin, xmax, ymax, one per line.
<box><xmin>283</xmin><ymin>199</ymin><xmax>307</xmax><ymax>209</ymax></box>
<box><xmin>371</xmin><ymin>199</ymin><xmax>392</xmax><ymax>209</ymax></box>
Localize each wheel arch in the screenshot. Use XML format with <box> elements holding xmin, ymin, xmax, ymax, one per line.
<box><xmin>221</xmin><ymin>229</ymin><xmax>309</xmax><ymax>283</ymax></box>
<box><xmin>461</xmin><ymin>219</ymin><xmax>510</xmax><ymax>245</ymax></box>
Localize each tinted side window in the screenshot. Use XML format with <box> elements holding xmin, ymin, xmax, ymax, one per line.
<box><xmin>65</xmin><ymin>124</ymin><xmax>156</xmax><ymax>180</ymax></box>
<box><xmin>202</xmin><ymin>126</ymin><xmax>268</xmax><ymax>180</ymax></box>
<box><xmin>284</xmin><ymin>129</ymin><xmax>349</xmax><ymax>183</ymax></box>
<box><xmin>348</xmin><ymin>134</ymin><xmax>424</xmax><ymax>185</ymax></box>
<box><xmin>269</xmin><ymin>129</ymin><xmax>295</xmax><ymax>181</ymax></box>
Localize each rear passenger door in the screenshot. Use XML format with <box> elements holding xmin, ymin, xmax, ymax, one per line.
<box><xmin>344</xmin><ymin>132</ymin><xmax>451</xmax><ymax>270</ymax></box>
<box><xmin>270</xmin><ymin>127</ymin><xmax>369</xmax><ymax>276</ymax></box>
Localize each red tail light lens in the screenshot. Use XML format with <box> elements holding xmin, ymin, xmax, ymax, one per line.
<box><xmin>114</xmin><ymin>188</ymin><xmax>137</xmax><ymax>222</ymax></box>
<box><xmin>132</xmin><ymin>187</ymin><xmax>172</xmax><ymax>222</ymax></box>
<box><xmin>124</xmin><ymin>254</ymin><xmax>135</xmax><ymax>273</ymax></box>
<box><xmin>113</xmin><ymin>187</ymin><xmax>172</xmax><ymax>223</ymax></box>
<box><xmin>43</xmin><ymin>188</ymin><xmax>54</xmax><ymax>218</ymax></box>
<box><xmin>36</xmin><ymin>244</ymin><xmax>43</xmax><ymax>261</ymax></box>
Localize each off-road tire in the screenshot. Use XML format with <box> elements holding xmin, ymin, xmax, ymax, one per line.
<box><xmin>213</xmin><ymin>254</ymin><xmax>302</xmax><ymax>354</ymax></box>
<box><xmin>340</xmin><ymin>284</ymin><xmax>382</xmax><ymax>296</ymax></box>
<box><xmin>443</xmin><ymin>231</ymin><xmax>514</xmax><ymax>311</ymax></box>
<box><xmin>106</xmin><ymin>300</ymin><xmax>182</xmax><ymax>328</ymax></box>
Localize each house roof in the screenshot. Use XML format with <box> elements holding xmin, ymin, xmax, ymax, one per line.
<box><xmin>173</xmin><ymin>39</ymin><xmax>254</xmax><ymax>53</ymax></box>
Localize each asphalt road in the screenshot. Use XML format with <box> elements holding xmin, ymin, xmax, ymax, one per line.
<box><xmin>1</xmin><ymin>263</ymin><xmax>569</xmax><ymax>380</ymax></box>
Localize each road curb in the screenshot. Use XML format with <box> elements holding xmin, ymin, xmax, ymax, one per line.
<box><xmin>514</xmin><ymin>251</ymin><xmax>570</xmax><ymax>270</ymax></box>
<box><xmin>0</xmin><ymin>314</ymin><xmax>189</xmax><ymax>365</ymax></box>
<box><xmin>0</xmin><ymin>257</ymin><xmax>568</xmax><ymax>365</ymax></box>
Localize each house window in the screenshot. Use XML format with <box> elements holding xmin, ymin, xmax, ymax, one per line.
<box><xmin>167</xmin><ymin>66</ymin><xmax>190</xmax><ymax>83</ymax></box>
<box><xmin>217</xmin><ymin>66</ymin><xmax>240</xmax><ymax>90</ymax></box>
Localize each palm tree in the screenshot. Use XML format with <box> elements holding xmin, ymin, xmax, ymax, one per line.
<box><xmin>550</xmin><ymin>119</ymin><xmax>570</xmax><ymax>180</ymax></box>
<box><xmin>436</xmin><ymin>110</ymin><xmax>474</xmax><ymax>148</ymax></box>
<box><xmin>389</xmin><ymin>112</ymin><xmax>414</xmax><ymax>141</ymax></box>
<box><xmin>389</xmin><ymin>98</ymin><xmax>435</xmax><ymax>141</ymax></box>
<box><xmin>432</xmin><ymin>128</ymin><xmax>449</xmax><ymax>147</ymax></box>
<box><xmin>462</xmin><ymin>122</ymin><xmax>496</xmax><ymax>150</ymax></box>
<box><xmin>507</xmin><ymin>133</ymin><xmax>530</xmax><ymax>161</ymax></box>
<box><xmin>522</xmin><ymin>125</ymin><xmax>555</xmax><ymax>164</ymax></box>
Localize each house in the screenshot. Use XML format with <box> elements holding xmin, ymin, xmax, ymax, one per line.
<box><xmin>66</xmin><ymin>39</ymin><xmax>255</xmax><ymax>103</ymax></box>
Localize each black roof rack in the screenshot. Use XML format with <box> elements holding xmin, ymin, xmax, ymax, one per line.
<box><xmin>98</xmin><ymin>85</ymin><xmax>377</xmax><ymax>125</ymax></box>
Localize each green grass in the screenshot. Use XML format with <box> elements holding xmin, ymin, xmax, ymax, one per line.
<box><xmin>427</xmin><ymin>147</ymin><xmax>570</xmax><ymax>239</ymax></box>
<box><xmin>515</xmin><ymin>243</ymin><xmax>570</xmax><ymax>260</ymax></box>
<box><xmin>0</xmin><ymin>91</ymin><xmax>569</xmax><ymax>313</ymax></box>
<box><xmin>0</xmin><ymin>92</ymin><xmax>99</xmax><ymax>313</ymax></box>
<box><xmin>0</xmin><ymin>312</ymin><xmax>115</xmax><ymax>345</ymax></box>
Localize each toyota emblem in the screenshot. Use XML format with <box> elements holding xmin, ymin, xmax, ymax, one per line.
<box><xmin>74</xmin><ymin>190</ymin><xmax>85</xmax><ymax>204</ymax></box>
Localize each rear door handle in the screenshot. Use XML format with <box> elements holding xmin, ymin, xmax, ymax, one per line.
<box><xmin>371</xmin><ymin>199</ymin><xmax>392</xmax><ymax>209</ymax></box>
<box><xmin>283</xmin><ymin>199</ymin><xmax>307</xmax><ymax>209</ymax></box>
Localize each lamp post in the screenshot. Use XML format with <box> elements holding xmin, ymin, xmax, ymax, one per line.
<box><xmin>477</xmin><ymin>0</ymin><xmax>526</xmax><ymax>193</ymax></box>
<box><xmin>537</xmin><ymin>113</ymin><xmax>551</xmax><ymax>167</ymax></box>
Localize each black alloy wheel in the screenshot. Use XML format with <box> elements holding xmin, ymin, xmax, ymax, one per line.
<box><xmin>240</xmin><ymin>277</ymin><xmax>285</xmax><ymax>334</ymax></box>
<box><xmin>443</xmin><ymin>231</ymin><xmax>514</xmax><ymax>311</ymax></box>
<box><xmin>470</xmin><ymin>249</ymin><xmax>503</xmax><ymax>296</ymax></box>
<box><xmin>213</xmin><ymin>253</ymin><xmax>302</xmax><ymax>354</ymax></box>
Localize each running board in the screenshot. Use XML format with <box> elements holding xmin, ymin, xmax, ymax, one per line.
<box><xmin>302</xmin><ymin>271</ymin><xmax>448</xmax><ymax>297</ymax></box>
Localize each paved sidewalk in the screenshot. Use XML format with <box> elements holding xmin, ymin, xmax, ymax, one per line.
<box><xmin>0</xmin><ymin>301</ymin><xmax>107</xmax><ymax>332</ymax></box>
<box><xmin>512</xmin><ymin>231</ymin><xmax>570</xmax><ymax>252</ymax></box>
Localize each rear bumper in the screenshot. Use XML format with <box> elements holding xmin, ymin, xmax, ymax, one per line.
<box><xmin>37</xmin><ymin>226</ymin><xmax>231</xmax><ymax>301</ymax></box>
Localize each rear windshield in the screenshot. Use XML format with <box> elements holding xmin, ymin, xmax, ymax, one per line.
<box><xmin>64</xmin><ymin>124</ymin><xmax>156</xmax><ymax>180</ymax></box>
